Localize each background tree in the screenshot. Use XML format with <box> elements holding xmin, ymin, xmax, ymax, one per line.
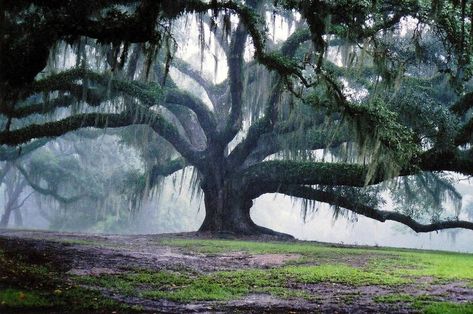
<box><xmin>1</xmin><ymin>0</ymin><xmax>473</xmax><ymax>237</ymax></box>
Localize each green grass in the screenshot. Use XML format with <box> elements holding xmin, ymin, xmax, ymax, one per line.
<box><xmin>282</xmin><ymin>264</ymin><xmax>408</xmax><ymax>286</ymax></box>
<box><xmin>76</xmin><ymin>262</ymin><xmax>408</xmax><ymax>303</ymax></box>
<box><xmin>374</xmin><ymin>293</ymin><xmax>473</xmax><ymax>314</ymax></box>
<box><xmin>160</xmin><ymin>238</ymin><xmax>383</xmax><ymax>257</ymax></box>
<box><xmin>422</xmin><ymin>302</ymin><xmax>473</xmax><ymax>314</ymax></box>
<box><xmin>0</xmin><ymin>288</ymin><xmax>53</xmax><ymax>309</ymax></box>
<box><xmin>395</xmin><ymin>251</ymin><xmax>473</xmax><ymax>281</ymax></box>
<box><xmin>79</xmin><ymin>268</ymin><xmax>291</xmax><ymax>302</ymax></box>
<box><xmin>3</xmin><ymin>238</ymin><xmax>473</xmax><ymax>309</ymax></box>
<box><xmin>374</xmin><ymin>293</ymin><xmax>434</xmax><ymax>304</ymax></box>
<box><xmin>164</xmin><ymin>239</ymin><xmax>473</xmax><ymax>283</ymax></box>
<box><xmin>0</xmin><ymin>248</ymin><xmax>138</xmax><ymax>312</ymax></box>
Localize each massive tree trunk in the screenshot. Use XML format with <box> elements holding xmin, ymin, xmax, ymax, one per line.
<box><xmin>198</xmin><ymin>177</ymin><xmax>255</xmax><ymax>234</ymax></box>
<box><xmin>197</xmin><ymin>157</ymin><xmax>292</xmax><ymax>239</ymax></box>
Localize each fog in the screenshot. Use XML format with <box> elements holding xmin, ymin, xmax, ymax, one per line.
<box><xmin>253</xmin><ymin>195</ymin><xmax>473</xmax><ymax>253</ymax></box>
<box><xmin>3</xmin><ymin>161</ymin><xmax>471</xmax><ymax>253</ymax></box>
<box><xmin>1</xmin><ymin>6</ymin><xmax>472</xmax><ymax>254</ymax></box>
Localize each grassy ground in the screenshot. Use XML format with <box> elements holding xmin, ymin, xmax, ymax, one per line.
<box><xmin>0</xmin><ymin>232</ymin><xmax>472</xmax><ymax>313</ymax></box>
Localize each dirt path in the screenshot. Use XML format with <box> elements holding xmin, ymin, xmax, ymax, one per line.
<box><xmin>0</xmin><ymin>229</ymin><xmax>471</xmax><ymax>313</ymax></box>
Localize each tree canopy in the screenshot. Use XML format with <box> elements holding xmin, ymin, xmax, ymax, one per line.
<box><xmin>1</xmin><ymin>0</ymin><xmax>473</xmax><ymax>236</ymax></box>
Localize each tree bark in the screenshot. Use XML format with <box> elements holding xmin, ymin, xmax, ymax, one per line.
<box><xmin>197</xmin><ymin>163</ymin><xmax>293</xmax><ymax>239</ymax></box>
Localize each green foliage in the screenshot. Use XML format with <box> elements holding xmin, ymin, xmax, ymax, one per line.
<box><xmin>306</xmin><ymin>88</ymin><xmax>419</xmax><ymax>182</ymax></box>
<box><xmin>3</xmin><ymin>0</ymin><xmax>473</xmax><ymax>236</ymax></box>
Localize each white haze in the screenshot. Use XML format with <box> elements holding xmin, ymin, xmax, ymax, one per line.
<box><xmin>1</xmin><ymin>11</ymin><xmax>472</xmax><ymax>254</ymax></box>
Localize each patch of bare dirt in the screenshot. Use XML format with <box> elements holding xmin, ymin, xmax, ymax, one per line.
<box><xmin>216</xmin><ymin>252</ymin><xmax>301</xmax><ymax>268</ymax></box>
<box><xmin>0</xmin><ymin>229</ymin><xmax>472</xmax><ymax>313</ymax></box>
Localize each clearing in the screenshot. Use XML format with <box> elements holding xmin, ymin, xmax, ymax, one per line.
<box><xmin>0</xmin><ymin>229</ymin><xmax>472</xmax><ymax>313</ymax></box>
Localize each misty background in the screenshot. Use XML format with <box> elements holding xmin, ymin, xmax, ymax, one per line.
<box><xmin>1</xmin><ymin>11</ymin><xmax>472</xmax><ymax>253</ymax></box>
<box><xmin>2</xmin><ymin>156</ymin><xmax>472</xmax><ymax>253</ymax></box>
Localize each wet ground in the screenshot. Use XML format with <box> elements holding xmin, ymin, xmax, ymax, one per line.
<box><xmin>0</xmin><ymin>229</ymin><xmax>472</xmax><ymax>313</ymax></box>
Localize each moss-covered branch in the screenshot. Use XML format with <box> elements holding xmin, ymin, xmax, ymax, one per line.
<box><xmin>0</xmin><ymin>107</ymin><xmax>202</xmax><ymax>164</ymax></box>
<box><xmin>418</xmin><ymin>148</ymin><xmax>473</xmax><ymax>176</ymax></box>
<box><xmin>29</xmin><ymin>68</ymin><xmax>163</xmax><ymax>107</ymax></box>
<box><xmin>0</xmin><ymin>113</ymin><xmax>133</xmax><ymax>146</ymax></box>
<box><xmin>243</xmin><ymin>146</ymin><xmax>473</xmax><ymax>197</ymax></box>
<box><xmin>243</xmin><ymin>128</ymin><xmax>347</xmax><ymax>168</ymax></box>
<box><xmin>16</xmin><ymin>165</ymin><xmax>87</xmax><ymax>204</ymax></box>
<box><xmin>277</xmin><ymin>185</ymin><xmax>473</xmax><ymax>233</ymax></box>
<box><xmin>242</xmin><ymin>160</ymin><xmax>372</xmax><ymax>191</ymax></box>
<box><xmin>148</xmin><ymin>157</ymin><xmax>187</xmax><ymax>186</ymax></box>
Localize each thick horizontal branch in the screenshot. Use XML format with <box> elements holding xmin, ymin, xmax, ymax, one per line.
<box><xmin>16</xmin><ymin>165</ymin><xmax>87</xmax><ymax>204</ymax></box>
<box><xmin>418</xmin><ymin>148</ymin><xmax>473</xmax><ymax>176</ymax></box>
<box><xmin>29</xmin><ymin>68</ymin><xmax>163</xmax><ymax>107</ymax></box>
<box><xmin>243</xmin><ymin>128</ymin><xmax>347</xmax><ymax>167</ymax></box>
<box><xmin>0</xmin><ymin>108</ymin><xmax>203</xmax><ymax>164</ymax></box>
<box><xmin>148</xmin><ymin>158</ymin><xmax>187</xmax><ymax>186</ymax></box>
<box><xmin>6</xmin><ymin>87</ymin><xmax>112</xmax><ymax>119</ymax></box>
<box><xmin>277</xmin><ymin>185</ymin><xmax>473</xmax><ymax>233</ymax></box>
<box><xmin>242</xmin><ymin>160</ymin><xmax>371</xmax><ymax>190</ymax></box>
<box><xmin>0</xmin><ymin>113</ymin><xmax>133</xmax><ymax>146</ymax></box>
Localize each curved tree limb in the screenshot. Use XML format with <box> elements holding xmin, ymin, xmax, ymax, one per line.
<box><xmin>0</xmin><ymin>113</ymin><xmax>134</xmax><ymax>146</ymax></box>
<box><xmin>16</xmin><ymin>165</ymin><xmax>87</xmax><ymax>204</ymax></box>
<box><xmin>148</xmin><ymin>157</ymin><xmax>187</xmax><ymax>186</ymax></box>
<box><xmin>0</xmin><ymin>107</ymin><xmax>203</xmax><ymax>165</ymax></box>
<box><xmin>276</xmin><ymin>185</ymin><xmax>473</xmax><ymax>233</ymax></box>
<box><xmin>164</xmin><ymin>88</ymin><xmax>216</xmax><ymax>138</ymax></box>
<box><xmin>165</xmin><ymin>104</ymin><xmax>207</xmax><ymax>150</ymax></box>
<box><xmin>172</xmin><ymin>59</ymin><xmax>217</xmax><ymax>102</ymax></box>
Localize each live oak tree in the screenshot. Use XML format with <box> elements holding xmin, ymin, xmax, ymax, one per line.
<box><xmin>2</xmin><ymin>0</ymin><xmax>473</xmax><ymax>237</ymax></box>
<box><xmin>0</xmin><ymin>139</ymin><xmax>48</xmax><ymax>227</ymax></box>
